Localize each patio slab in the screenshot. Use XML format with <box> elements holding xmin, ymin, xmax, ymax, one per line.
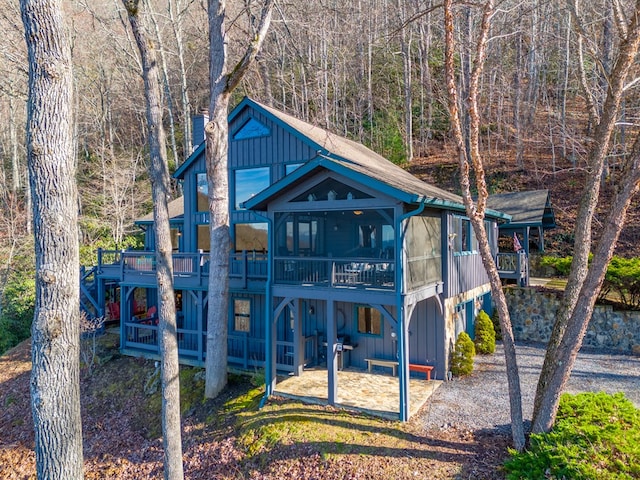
<box><xmin>273</xmin><ymin>367</ymin><xmax>442</xmax><ymax>420</ymax></box>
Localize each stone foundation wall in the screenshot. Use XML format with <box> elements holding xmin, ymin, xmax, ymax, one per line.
<box><xmin>505</xmin><ymin>287</ymin><xmax>640</xmax><ymax>355</ymax></box>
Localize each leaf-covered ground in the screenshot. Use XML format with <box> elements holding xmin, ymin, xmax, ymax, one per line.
<box><xmin>0</xmin><ymin>334</ymin><xmax>511</xmax><ymax>479</ymax></box>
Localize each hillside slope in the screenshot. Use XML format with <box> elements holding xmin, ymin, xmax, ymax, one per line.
<box><xmin>408</xmin><ymin>140</ymin><xmax>640</xmax><ymax>258</ymax></box>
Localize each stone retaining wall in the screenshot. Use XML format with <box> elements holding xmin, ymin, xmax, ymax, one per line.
<box><xmin>505</xmin><ymin>287</ymin><xmax>640</xmax><ymax>355</ymax></box>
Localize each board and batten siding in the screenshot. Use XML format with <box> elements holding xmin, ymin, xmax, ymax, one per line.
<box><xmin>443</xmin><ymin>213</ymin><xmax>491</xmax><ymax>298</ymax></box>
<box><xmin>228</xmin><ymin>108</ymin><xmax>320</xmax><ymax>239</ymax></box>
<box><xmin>408</xmin><ymin>297</ymin><xmax>444</xmax><ymax>379</ymax></box>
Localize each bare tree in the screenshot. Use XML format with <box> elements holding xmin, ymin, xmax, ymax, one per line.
<box><xmin>122</xmin><ymin>1</ymin><xmax>184</xmax><ymax>477</ymax></box>
<box><xmin>20</xmin><ymin>0</ymin><xmax>83</xmax><ymax>477</ymax></box>
<box><xmin>204</xmin><ymin>0</ymin><xmax>274</xmax><ymax>398</ymax></box>
<box><xmin>443</xmin><ymin>0</ymin><xmax>526</xmax><ymax>451</ymax></box>
<box><xmin>532</xmin><ymin>0</ymin><xmax>640</xmax><ymax>433</ymax></box>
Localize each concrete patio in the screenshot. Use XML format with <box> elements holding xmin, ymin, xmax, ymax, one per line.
<box><xmin>273</xmin><ymin>367</ymin><xmax>442</xmax><ymax>420</ymax></box>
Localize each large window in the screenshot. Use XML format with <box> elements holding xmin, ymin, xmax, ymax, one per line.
<box><xmin>235</xmin><ymin>167</ymin><xmax>270</xmax><ymax>209</ymax></box>
<box><xmin>356</xmin><ymin>305</ymin><xmax>382</xmax><ymax>336</ymax></box>
<box><xmin>452</xmin><ymin>216</ymin><xmax>476</xmax><ymax>254</ymax></box>
<box><xmin>234</xmin><ymin>223</ymin><xmax>268</xmax><ymax>252</ymax></box>
<box><xmin>233</xmin><ymin>299</ymin><xmax>251</xmax><ymax>333</ymax></box>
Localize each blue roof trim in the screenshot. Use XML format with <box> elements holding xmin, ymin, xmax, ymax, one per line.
<box><xmin>174</xmin><ymin>141</ymin><xmax>205</xmax><ymax>179</ymax></box>
<box><xmin>245</xmin><ymin>156</ymin><xmax>426</xmax><ymax>210</ymax></box>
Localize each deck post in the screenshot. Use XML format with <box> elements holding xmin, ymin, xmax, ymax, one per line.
<box><xmin>326</xmin><ymin>299</ymin><xmax>337</xmax><ymax>405</ymax></box>
<box><xmin>294</xmin><ymin>299</ymin><xmax>304</xmax><ymax>376</ymax></box>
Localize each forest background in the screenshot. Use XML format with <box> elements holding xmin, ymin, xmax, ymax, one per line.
<box><xmin>1</xmin><ymin>0</ymin><xmax>639</xmax><ymax>354</ymax></box>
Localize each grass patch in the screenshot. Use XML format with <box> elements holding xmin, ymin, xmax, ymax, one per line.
<box><xmin>504</xmin><ymin>392</ymin><xmax>640</xmax><ymax>479</ymax></box>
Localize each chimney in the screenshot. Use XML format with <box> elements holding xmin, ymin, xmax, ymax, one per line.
<box><xmin>192</xmin><ymin>110</ymin><xmax>209</xmax><ymax>151</ymax></box>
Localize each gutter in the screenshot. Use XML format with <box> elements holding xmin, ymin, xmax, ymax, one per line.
<box><xmin>395</xmin><ymin>198</ymin><xmax>426</xmax><ymax>422</ymax></box>
<box><xmin>251</xmin><ymin>210</ymin><xmax>274</xmax><ymax>409</ymax></box>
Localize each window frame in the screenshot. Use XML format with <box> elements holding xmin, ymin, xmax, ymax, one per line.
<box><xmin>452</xmin><ymin>215</ymin><xmax>477</xmax><ymax>255</ymax></box>
<box><xmin>233</xmin><ymin>166</ymin><xmax>271</xmax><ymax>210</ymax></box>
<box><xmin>355</xmin><ymin>305</ymin><xmax>383</xmax><ymax>337</ymax></box>
<box><xmin>232</xmin><ymin>298</ymin><xmax>251</xmax><ymax>333</ymax></box>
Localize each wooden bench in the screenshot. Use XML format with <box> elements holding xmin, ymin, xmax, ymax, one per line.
<box><xmin>365</xmin><ymin>358</ymin><xmax>399</xmax><ymax>376</ymax></box>
<box><xmin>409</xmin><ymin>363</ymin><xmax>434</xmax><ymax>381</ymax></box>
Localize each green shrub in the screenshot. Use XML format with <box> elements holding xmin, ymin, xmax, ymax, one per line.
<box><xmin>603</xmin><ymin>256</ymin><xmax>640</xmax><ymax>310</ymax></box>
<box><xmin>0</xmin><ymin>276</ymin><xmax>36</xmax><ymax>355</ymax></box>
<box><xmin>539</xmin><ymin>255</ymin><xmax>573</xmax><ymax>276</ymax></box>
<box><xmin>490</xmin><ymin>308</ymin><xmax>502</xmax><ymax>340</ymax></box>
<box><xmin>474</xmin><ymin>310</ymin><xmax>496</xmax><ymax>354</ymax></box>
<box><xmin>540</xmin><ymin>254</ymin><xmax>640</xmax><ymax>310</ymax></box>
<box><xmin>450</xmin><ymin>332</ymin><xmax>475</xmax><ymax>377</ymax></box>
<box><xmin>504</xmin><ymin>392</ymin><xmax>640</xmax><ymax>479</ymax></box>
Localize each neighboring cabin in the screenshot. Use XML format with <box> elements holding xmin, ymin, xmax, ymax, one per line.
<box><xmin>82</xmin><ymin>97</ymin><xmax>542</xmax><ymax>420</ymax></box>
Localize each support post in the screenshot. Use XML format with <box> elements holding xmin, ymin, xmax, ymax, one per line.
<box><xmin>398</xmin><ymin>302</ymin><xmax>410</xmax><ymax>421</ymax></box>
<box><xmin>326</xmin><ymin>299</ymin><xmax>337</xmax><ymax>405</ymax></box>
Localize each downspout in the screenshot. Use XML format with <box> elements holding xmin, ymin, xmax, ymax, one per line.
<box><xmin>252</xmin><ymin>210</ymin><xmax>274</xmax><ymax>409</ymax></box>
<box><xmin>395</xmin><ymin>198</ymin><xmax>426</xmax><ymax>421</ymax></box>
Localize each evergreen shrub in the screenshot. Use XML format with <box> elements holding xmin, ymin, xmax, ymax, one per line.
<box><xmin>504</xmin><ymin>392</ymin><xmax>640</xmax><ymax>479</ymax></box>
<box><xmin>490</xmin><ymin>308</ymin><xmax>502</xmax><ymax>340</ymax></box>
<box><xmin>540</xmin><ymin>254</ymin><xmax>640</xmax><ymax>310</ymax></box>
<box><xmin>450</xmin><ymin>332</ymin><xmax>475</xmax><ymax>377</ymax></box>
<box><xmin>474</xmin><ymin>310</ymin><xmax>496</xmax><ymax>354</ymax></box>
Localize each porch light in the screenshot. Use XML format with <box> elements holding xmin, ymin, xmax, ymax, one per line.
<box><xmin>353</xmin><ymin>210</ymin><xmax>363</xmax><ymax>216</ymax></box>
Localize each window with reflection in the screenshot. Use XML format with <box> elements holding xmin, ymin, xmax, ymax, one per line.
<box><xmin>292</xmin><ymin>178</ymin><xmax>372</xmax><ymax>202</ymax></box>
<box><xmin>196</xmin><ymin>173</ymin><xmax>208</xmax><ymax>212</ymax></box>
<box><xmin>275</xmin><ymin>212</ymin><xmax>324</xmax><ymax>256</ymax></box>
<box><xmin>452</xmin><ymin>216</ymin><xmax>476</xmax><ymax>253</ymax></box>
<box><xmin>235</xmin><ymin>167</ymin><xmax>270</xmax><ymax>209</ymax></box>
<box><xmin>234</xmin><ymin>223</ymin><xmax>268</xmax><ymax>252</ymax></box>
<box><xmin>197</xmin><ymin>225</ymin><xmax>210</xmax><ymax>251</ymax></box>
<box><xmin>170</xmin><ymin>228</ymin><xmax>182</xmax><ymax>251</ymax></box>
<box><xmin>356</xmin><ymin>305</ymin><xmax>382</xmax><ymax>336</ymax></box>
<box><xmin>233</xmin><ymin>299</ymin><xmax>251</xmax><ymax>333</ymax></box>
<box><xmin>285</xmin><ymin>163</ymin><xmax>303</xmax><ymax>175</ymax></box>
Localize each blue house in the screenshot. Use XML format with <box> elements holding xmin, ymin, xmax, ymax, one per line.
<box><xmin>84</xmin><ymin>97</ymin><xmax>522</xmax><ymax>420</ymax></box>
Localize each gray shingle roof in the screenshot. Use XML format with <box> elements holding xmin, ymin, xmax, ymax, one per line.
<box><xmin>136</xmin><ymin>196</ymin><xmax>184</xmax><ymax>223</ymax></box>
<box><xmin>487</xmin><ymin>190</ymin><xmax>555</xmax><ymax>228</ymax></box>
<box><xmin>257</xmin><ymin>100</ymin><xmax>464</xmax><ymax>205</ymax></box>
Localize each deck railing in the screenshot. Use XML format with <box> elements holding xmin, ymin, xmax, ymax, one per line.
<box><xmin>274</xmin><ymin>256</ymin><xmax>395</xmax><ymax>289</ymax></box>
<box><xmin>95</xmin><ymin>249</ymin><xmax>393</xmax><ymax>290</ymax></box>
<box><xmin>124</xmin><ymin>324</ymin><xmax>297</xmax><ymax>372</ymax></box>
<box><xmin>496</xmin><ymin>251</ymin><xmax>528</xmax><ymax>285</ymax></box>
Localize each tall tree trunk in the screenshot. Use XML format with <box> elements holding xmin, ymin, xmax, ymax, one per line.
<box><xmin>443</xmin><ymin>0</ymin><xmax>525</xmax><ymax>451</ymax></box>
<box><xmin>205</xmin><ymin>0</ymin><xmax>274</xmax><ymax>399</ymax></box>
<box><xmin>532</xmin><ymin>0</ymin><xmax>640</xmax><ymax>433</ymax></box>
<box><xmin>123</xmin><ymin>2</ymin><xmax>184</xmax><ymax>478</ymax></box>
<box><xmin>532</xmin><ymin>140</ymin><xmax>640</xmax><ymax>431</ymax></box>
<box><xmin>397</xmin><ymin>0</ymin><xmax>413</xmax><ymax>162</ymax></box>
<box><xmin>20</xmin><ymin>0</ymin><xmax>84</xmax><ymax>477</ymax></box>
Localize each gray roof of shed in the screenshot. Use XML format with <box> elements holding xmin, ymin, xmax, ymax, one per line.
<box><xmin>486</xmin><ymin>190</ymin><xmax>555</xmax><ymax>228</ymax></box>
<box><xmin>136</xmin><ymin>196</ymin><xmax>184</xmax><ymax>224</ymax></box>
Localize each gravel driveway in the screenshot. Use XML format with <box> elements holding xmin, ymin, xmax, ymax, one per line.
<box><xmin>419</xmin><ymin>343</ymin><xmax>640</xmax><ymax>433</ymax></box>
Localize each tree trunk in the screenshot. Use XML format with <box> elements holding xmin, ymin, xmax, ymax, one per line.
<box><xmin>20</xmin><ymin>0</ymin><xmax>84</xmax><ymax>477</ymax></box>
<box><xmin>532</xmin><ymin>144</ymin><xmax>640</xmax><ymax>431</ymax></box>
<box><xmin>123</xmin><ymin>2</ymin><xmax>184</xmax><ymax>478</ymax></box>
<box><xmin>443</xmin><ymin>0</ymin><xmax>525</xmax><ymax>451</ymax></box>
<box><xmin>397</xmin><ymin>0</ymin><xmax>413</xmax><ymax>162</ymax></box>
<box><xmin>204</xmin><ymin>0</ymin><xmax>274</xmax><ymax>399</ymax></box>
<box><xmin>532</xmin><ymin>0</ymin><xmax>640</xmax><ymax>432</ymax></box>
